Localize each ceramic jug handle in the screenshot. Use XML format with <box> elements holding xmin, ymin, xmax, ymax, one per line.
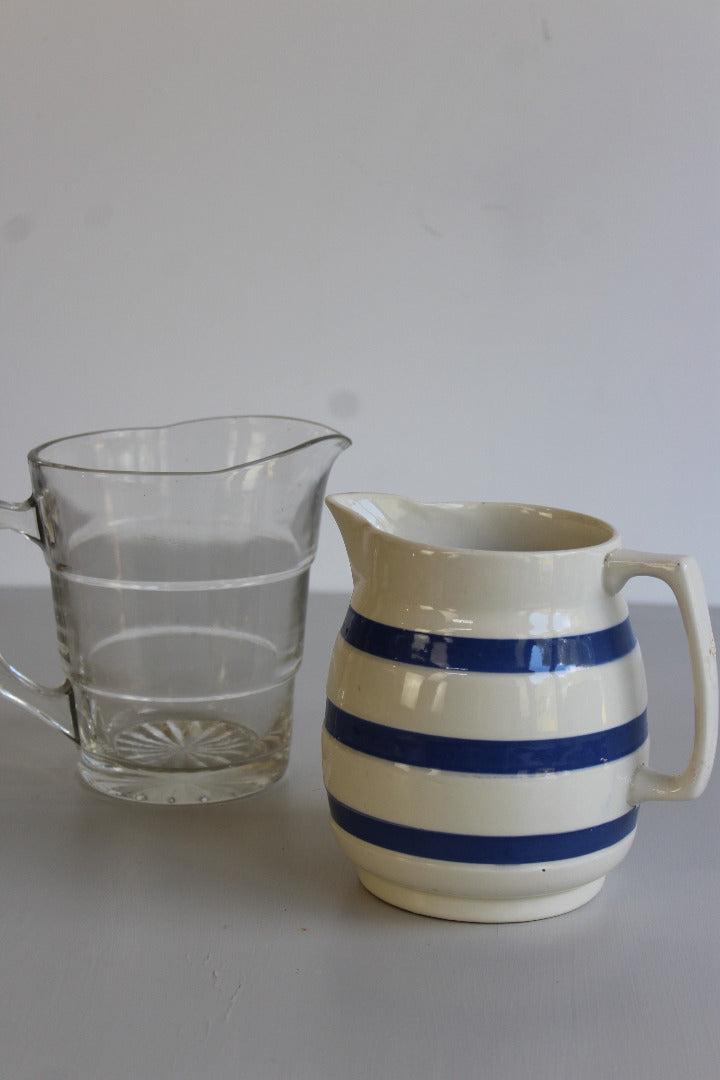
<box><xmin>0</xmin><ymin>497</ymin><xmax>78</xmax><ymax>741</ymax></box>
<box><xmin>604</xmin><ymin>549</ymin><xmax>718</xmax><ymax>803</ymax></box>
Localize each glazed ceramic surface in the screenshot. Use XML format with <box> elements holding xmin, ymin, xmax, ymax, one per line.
<box><xmin>323</xmin><ymin>494</ymin><xmax>718</xmax><ymax>922</ymax></box>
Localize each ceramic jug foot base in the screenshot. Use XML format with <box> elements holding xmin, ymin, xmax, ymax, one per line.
<box><xmin>77</xmin><ymin>746</ymin><xmax>289</xmax><ymax>805</ymax></box>
<box><xmin>357</xmin><ymin>870</ymin><xmax>605</xmax><ymax>923</ymax></box>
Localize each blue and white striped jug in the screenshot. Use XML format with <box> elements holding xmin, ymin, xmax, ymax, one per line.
<box><xmin>322</xmin><ymin>494</ymin><xmax>717</xmax><ymax>922</ymax></box>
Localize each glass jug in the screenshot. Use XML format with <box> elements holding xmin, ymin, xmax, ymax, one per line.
<box><xmin>0</xmin><ymin>416</ymin><xmax>349</xmax><ymax>804</ymax></box>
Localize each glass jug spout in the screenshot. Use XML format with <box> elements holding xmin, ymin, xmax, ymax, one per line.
<box><xmin>289</xmin><ymin>427</ymin><xmax>352</xmax><ymax>490</ymax></box>
<box><xmin>254</xmin><ymin>423</ymin><xmax>351</xmax><ymax>560</ymax></box>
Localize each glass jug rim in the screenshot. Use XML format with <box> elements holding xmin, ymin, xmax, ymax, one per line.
<box><xmin>28</xmin><ymin>414</ymin><xmax>351</xmax><ymax>477</ymax></box>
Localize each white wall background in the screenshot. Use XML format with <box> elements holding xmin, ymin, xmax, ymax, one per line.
<box><xmin>2</xmin><ymin>1</ymin><xmax>719</xmax><ymax>603</ymax></box>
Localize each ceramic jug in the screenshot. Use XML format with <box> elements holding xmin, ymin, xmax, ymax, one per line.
<box><xmin>322</xmin><ymin>494</ymin><xmax>718</xmax><ymax>921</ymax></box>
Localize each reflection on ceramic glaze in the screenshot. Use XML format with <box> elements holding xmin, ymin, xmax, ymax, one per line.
<box><xmin>327</xmin><ymin>795</ymin><xmax>639</xmax><ymax>864</ymax></box>
<box><xmin>340</xmin><ymin>608</ymin><xmax>637</xmax><ymax>674</ymax></box>
<box><xmin>324</xmin><ymin>701</ymin><xmax>648</xmax><ymax>773</ymax></box>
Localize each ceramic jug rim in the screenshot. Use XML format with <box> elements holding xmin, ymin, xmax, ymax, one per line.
<box><xmin>29</xmin><ymin>415</ymin><xmax>351</xmax><ymax>478</ymax></box>
<box><xmin>327</xmin><ymin>492</ymin><xmax>620</xmax><ymax>556</ymax></box>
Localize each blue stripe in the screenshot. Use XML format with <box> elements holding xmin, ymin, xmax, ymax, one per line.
<box><xmin>327</xmin><ymin>795</ymin><xmax>639</xmax><ymax>864</ymax></box>
<box><xmin>324</xmin><ymin>702</ymin><xmax>648</xmax><ymax>774</ymax></box>
<box><xmin>340</xmin><ymin>608</ymin><xmax>636</xmax><ymax>673</ymax></box>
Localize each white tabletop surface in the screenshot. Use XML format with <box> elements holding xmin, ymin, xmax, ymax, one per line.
<box><xmin>1</xmin><ymin>589</ymin><xmax>718</xmax><ymax>1080</ymax></box>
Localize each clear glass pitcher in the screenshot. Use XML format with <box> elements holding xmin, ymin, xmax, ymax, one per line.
<box><xmin>0</xmin><ymin>416</ymin><xmax>350</xmax><ymax>804</ymax></box>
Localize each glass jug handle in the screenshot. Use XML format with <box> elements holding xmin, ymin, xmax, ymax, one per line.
<box><xmin>604</xmin><ymin>549</ymin><xmax>718</xmax><ymax>803</ymax></box>
<box><xmin>0</xmin><ymin>497</ymin><xmax>78</xmax><ymax>742</ymax></box>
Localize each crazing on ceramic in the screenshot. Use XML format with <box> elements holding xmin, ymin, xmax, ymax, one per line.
<box><xmin>323</xmin><ymin>494</ymin><xmax>718</xmax><ymax>922</ymax></box>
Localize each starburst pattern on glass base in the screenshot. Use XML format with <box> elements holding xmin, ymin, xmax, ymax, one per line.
<box><xmin>78</xmin><ymin>713</ymin><xmax>290</xmax><ymax>803</ymax></box>
<box><xmin>112</xmin><ymin>717</ymin><xmax>260</xmax><ymax>771</ymax></box>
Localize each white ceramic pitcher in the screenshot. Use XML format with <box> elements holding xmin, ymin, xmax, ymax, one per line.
<box><xmin>322</xmin><ymin>494</ymin><xmax>718</xmax><ymax>922</ymax></box>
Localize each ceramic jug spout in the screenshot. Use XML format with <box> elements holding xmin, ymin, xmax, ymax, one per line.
<box><xmin>325</xmin><ymin>495</ymin><xmax>370</xmax><ymax>586</ymax></box>
<box><xmin>325</xmin><ymin>492</ymin><xmax>415</xmax><ymax>585</ymax></box>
